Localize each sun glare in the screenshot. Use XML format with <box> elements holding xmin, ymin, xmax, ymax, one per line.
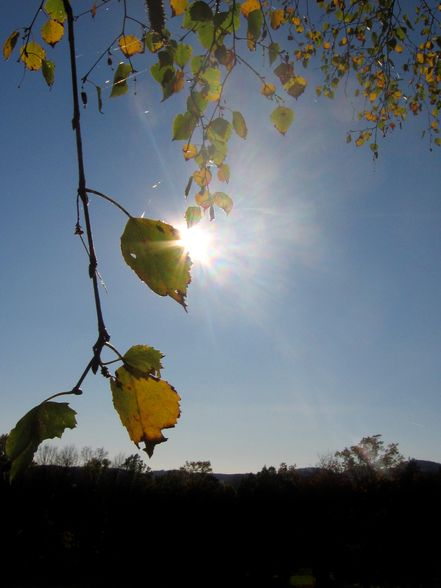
<box><xmin>178</xmin><ymin>223</ymin><xmax>214</xmax><ymax>265</ymax></box>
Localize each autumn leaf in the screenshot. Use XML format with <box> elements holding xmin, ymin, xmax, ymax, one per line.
<box><xmin>207</xmin><ymin>118</ymin><xmax>232</xmax><ymax>143</ymax></box>
<box><xmin>183</xmin><ymin>143</ymin><xmax>197</xmax><ymax>160</ymax></box>
<box><xmin>240</xmin><ymin>0</ymin><xmax>260</xmax><ymax>18</ymax></box>
<box><xmin>170</xmin><ymin>0</ymin><xmax>188</xmax><ymax>17</ymax></box>
<box><xmin>200</xmin><ymin>67</ymin><xmax>222</xmax><ymax>101</ymax></box>
<box><xmin>268</xmin><ymin>42</ymin><xmax>280</xmax><ymax>65</ymax></box>
<box><xmin>232</xmin><ymin>111</ymin><xmax>248</xmax><ymax>139</ymax></box>
<box><xmin>119</xmin><ymin>34</ymin><xmax>143</xmax><ymax>57</ymax></box>
<box><xmin>261</xmin><ymin>82</ymin><xmax>276</xmax><ymax>97</ymax></box>
<box><xmin>145</xmin><ymin>31</ymin><xmax>164</xmax><ymax>53</ymax></box>
<box><xmin>195</xmin><ymin>190</ymin><xmax>212</xmax><ymax>209</ymax></box>
<box><xmin>271</xmin><ymin>105</ymin><xmax>294</xmax><ymax>135</ymax></box>
<box><xmin>110</xmin><ymin>62</ymin><xmax>133</xmax><ymax>97</ymax></box>
<box><xmin>41</xmin><ymin>19</ymin><xmax>64</xmax><ymax>47</ymax></box>
<box><xmin>270</xmin><ymin>9</ymin><xmax>284</xmax><ymax>30</ymax></box>
<box><xmin>42</xmin><ymin>59</ymin><xmax>55</xmax><ymax>87</ymax></box>
<box><xmin>3</xmin><ymin>31</ymin><xmax>19</xmax><ymax>61</ymax></box>
<box><xmin>172</xmin><ymin>111</ymin><xmax>197</xmax><ymax>140</ymax></box>
<box><xmin>185</xmin><ymin>205</ymin><xmax>202</xmax><ymax>227</ymax></box>
<box><xmin>284</xmin><ymin>75</ymin><xmax>307</xmax><ymax>99</ymax></box>
<box><xmin>274</xmin><ymin>62</ymin><xmax>294</xmax><ymax>85</ymax></box>
<box><xmin>43</xmin><ymin>0</ymin><xmax>67</xmax><ymax>23</ymax></box>
<box><xmin>123</xmin><ymin>345</ymin><xmax>164</xmax><ymax>378</ymax></box>
<box><xmin>121</xmin><ymin>217</ymin><xmax>191</xmax><ymax>309</ymax></box>
<box><xmin>217</xmin><ymin>163</ymin><xmax>230</xmax><ymax>182</ymax></box>
<box><xmin>6</xmin><ymin>402</ymin><xmax>77</xmax><ymax>481</ymax></box>
<box><xmin>193</xmin><ymin>168</ymin><xmax>212</xmax><ymax>187</ymax></box>
<box><xmin>20</xmin><ymin>41</ymin><xmax>46</xmax><ymax>71</ymax></box>
<box><xmin>213</xmin><ymin>192</ymin><xmax>233</xmax><ymax>214</ymax></box>
<box><xmin>111</xmin><ymin>366</ymin><xmax>180</xmax><ymax>458</ymax></box>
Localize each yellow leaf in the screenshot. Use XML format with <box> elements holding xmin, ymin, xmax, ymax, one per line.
<box><xmin>20</xmin><ymin>41</ymin><xmax>46</xmax><ymax>71</ymax></box>
<box><xmin>323</xmin><ymin>41</ymin><xmax>331</xmax><ymax>50</ymax></box>
<box><xmin>41</xmin><ymin>19</ymin><xmax>64</xmax><ymax>47</ymax></box>
<box><xmin>111</xmin><ymin>366</ymin><xmax>181</xmax><ymax>458</ymax></box>
<box><xmin>183</xmin><ymin>143</ymin><xmax>197</xmax><ymax>160</ymax></box>
<box><xmin>339</xmin><ymin>36</ymin><xmax>348</xmax><ymax>46</ymax></box>
<box><xmin>119</xmin><ymin>34</ymin><xmax>143</xmax><ymax>57</ymax></box>
<box><xmin>217</xmin><ymin>163</ymin><xmax>230</xmax><ymax>183</ymax></box>
<box><xmin>369</xmin><ymin>91</ymin><xmax>378</xmax><ymax>102</ymax></box>
<box><xmin>270</xmin><ymin>9</ymin><xmax>284</xmax><ymax>30</ymax></box>
<box><xmin>261</xmin><ymin>82</ymin><xmax>276</xmax><ymax>97</ymax></box>
<box><xmin>395</xmin><ymin>44</ymin><xmax>403</xmax><ymax>53</ymax></box>
<box><xmin>193</xmin><ymin>168</ymin><xmax>212</xmax><ymax>187</ymax></box>
<box><xmin>3</xmin><ymin>31</ymin><xmax>19</xmax><ymax>61</ymax></box>
<box><xmin>241</xmin><ymin>0</ymin><xmax>260</xmax><ymax>17</ymax></box>
<box><xmin>169</xmin><ymin>0</ymin><xmax>188</xmax><ymax>16</ymax></box>
<box><xmin>416</xmin><ymin>52</ymin><xmax>424</xmax><ymax>64</ymax></box>
<box><xmin>284</xmin><ymin>75</ymin><xmax>307</xmax><ymax>99</ymax></box>
<box><xmin>195</xmin><ymin>190</ymin><xmax>212</xmax><ymax>209</ymax></box>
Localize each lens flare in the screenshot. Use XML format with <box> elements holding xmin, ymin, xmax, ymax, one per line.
<box><xmin>177</xmin><ymin>223</ymin><xmax>214</xmax><ymax>265</ymax></box>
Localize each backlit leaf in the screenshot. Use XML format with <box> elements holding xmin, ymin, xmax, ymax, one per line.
<box><xmin>119</xmin><ymin>34</ymin><xmax>143</xmax><ymax>57</ymax></box>
<box><xmin>190</xmin><ymin>1</ymin><xmax>213</xmax><ymax>22</ymax></box>
<box><xmin>43</xmin><ymin>0</ymin><xmax>67</xmax><ymax>23</ymax></box>
<box><xmin>42</xmin><ymin>59</ymin><xmax>55</xmax><ymax>87</ymax></box>
<box><xmin>241</xmin><ymin>0</ymin><xmax>260</xmax><ymax>17</ymax></box>
<box><xmin>247</xmin><ymin>9</ymin><xmax>263</xmax><ymax>47</ymax></box>
<box><xmin>268</xmin><ymin>41</ymin><xmax>280</xmax><ymax>65</ymax></box>
<box><xmin>6</xmin><ymin>402</ymin><xmax>77</xmax><ymax>481</ymax></box>
<box><xmin>110</xmin><ymin>62</ymin><xmax>132</xmax><ymax>97</ymax></box>
<box><xmin>197</xmin><ymin>21</ymin><xmax>215</xmax><ymax>49</ymax></box>
<box><xmin>20</xmin><ymin>41</ymin><xmax>46</xmax><ymax>71</ymax></box>
<box><xmin>213</xmin><ymin>192</ymin><xmax>233</xmax><ymax>214</ymax></box>
<box><xmin>172</xmin><ymin>111</ymin><xmax>197</xmax><ymax>140</ymax></box>
<box><xmin>111</xmin><ymin>366</ymin><xmax>180</xmax><ymax>457</ymax></box>
<box><xmin>208</xmin><ymin>117</ymin><xmax>232</xmax><ymax>142</ymax></box>
<box><xmin>121</xmin><ymin>217</ymin><xmax>191</xmax><ymax>309</ymax></box>
<box><xmin>261</xmin><ymin>82</ymin><xmax>276</xmax><ymax>97</ymax></box>
<box><xmin>41</xmin><ymin>19</ymin><xmax>64</xmax><ymax>47</ymax></box>
<box><xmin>145</xmin><ymin>31</ymin><xmax>164</xmax><ymax>53</ymax></box>
<box><xmin>175</xmin><ymin>43</ymin><xmax>192</xmax><ymax>68</ymax></box>
<box><xmin>3</xmin><ymin>31</ymin><xmax>19</xmax><ymax>61</ymax></box>
<box><xmin>270</xmin><ymin>9</ymin><xmax>284</xmax><ymax>30</ymax></box>
<box><xmin>193</xmin><ymin>168</ymin><xmax>212</xmax><ymax>186</ymax></box>
<box><xmin>217</xmin><ymin>163</ymin><xmax>230</xmax><ymax>182</ymax></box>
<box><xmin>187</xmin><ymin>91</ymin><xmax>208</xmax><ymax>116</ymax></box>
<box><xmin>185</xmin><ymin>205</ymin><xmax>202</xmax><ymax>227</ymax></box>
<box><xmin>274</xmin><ymin>62</ymin><xmax>294</xmax><ymax>84</ymax></box>
<box><xmin>200</xmin><ymin>67</ymin><xmax>222</xmax><ymax>101</ymax></box>
<box><xmin>232</xmin><ymin>111</ymin><xmax>248</xmax><ymax>139</ymax></box>
<box><xmin>123</xmin><ymin>345</ymin><xmax>164</xmax><ymax>378</ymax></box>
<box><xmin>183</xmin><ymin>143</ymin><xmax>198</xmax><ymax>159</ymax></box>
<box><xmin>271</xmin><ymin>105</ymin><xmax>294</xmax><ymax>134</ymax></box>
<box><xmin>170</xmin><ymin>0</ymin><xmax>188</xmax><ymax>17</ymax></box>
<box><xmin>284</xmin><ymin>75</ymin><xmax>307</xmax><ymax>99</ymax></box>
<box><xmin>195</xmin><ymin>190</ymin><xmax>212</xmax><ymax>209</ymax></box>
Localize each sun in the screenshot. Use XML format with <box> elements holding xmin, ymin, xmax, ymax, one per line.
<box><xmin>177</xmin><ymin>223</ymin><xmax>214</xmax><ymax>265</ymax></box>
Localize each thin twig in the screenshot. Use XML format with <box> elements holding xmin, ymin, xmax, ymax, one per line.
<box><xmin>86</xmin><ymin>188</ymin><xmax>132</xmax><ymax>218</ymax></box>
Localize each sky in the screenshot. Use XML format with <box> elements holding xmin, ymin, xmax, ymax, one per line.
<box><xmin>1</xmin><ymin>2</ymin><xmax>441</xmax><ymax>473</ymax></box>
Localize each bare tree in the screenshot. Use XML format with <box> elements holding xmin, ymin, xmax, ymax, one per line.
<box><xmin>35</xmin><ymin>443</ymin><xmax>59</xmax><ymax>466</ymax></box>
<box><xmin>56</xmin><ymin>445</ymin><xmax>79</xmax><ymax>468</ymax></box>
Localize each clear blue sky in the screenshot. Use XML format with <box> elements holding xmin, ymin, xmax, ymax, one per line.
<box><xmin>1</xmin><ymin>2</ymin><xmax>440</xmax><ymax>473</ymax></box>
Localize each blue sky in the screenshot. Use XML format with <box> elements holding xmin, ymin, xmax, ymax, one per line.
<box><xmin>1</xmin><ymin>2</ymin><xmax>440</xmax><ymax>472</ymax></box>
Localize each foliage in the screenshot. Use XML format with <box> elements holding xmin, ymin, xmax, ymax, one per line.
<box><xmin>180</xmin><ymin>460</ymin><xmax>213</xmax><ymax>474</ymax></box>
<box><xmin>3</xmin><ymin>1</ymin><xmax>440</xmax><ymax>480</ymax></box>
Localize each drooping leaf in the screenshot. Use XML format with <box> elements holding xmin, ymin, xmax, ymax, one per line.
<box><xmin>3</xmin><ymin>31</ymin><xmax>19</xmax><ymax>61</ymax></box>
<box><xmin>172</xmin><ymin>111</ymin><xmax>197</xmax><ymax>140</ymax></box>
<box><xmin>6</xmin><ymin>402</ymin><xmax>77</xmax><ymax>481</ymax></box>
<box><xmin>111</xmin><ymin>366</ymin><xmax>180</xmax><ymax>458</ymax></box>
<box><xmin>96</xmin><ymin>85</ymin><xmax>103</xmax><ymax>113</ymax></box>
<box><xmin>190</xmin><ymin>1</ymin><xmax>213</xmax><ymax>22</ymax></box>
<box><xmin>200</xmin><ymin>67</ymin><xmax>222</xmax><ymax>101</ymax></box>
<box><xmin>274</xmin><ymin>62</ymin><xmax>294</xmax><ymax>84</ymax></box>
<box><xmin>240</xmin><ymin>0</ymin><xmax>260</xmax><ymax>18</ymax></box>
<box><xmin>187</xmin><ymin>91</ymin><xmax>208</xmax><ymax>116</ymax></box>
<box><xmin>197</xmin><ymin>21</ymin><xmax>216</xmax><ymax>49</ymax></box>
<box><xmin>123</xmin><ymin>345</ymin><xmax>164</xmax><ymax>378</ymax></box>
<box><xmin>195</xmin><ymin>190</ymin><xmax>212</xmax><ymax>209</ymax></box>
<box><xmin>207</xmin><ymin>138</ymin><xmax>228</xmax><ymax>165</ymax></box>
<box><xmin>119</xmin><ymin>34</ymin><xmax>143</xmax><ymax>57</ymax></box>
<box><xmin>270</xmin><ymin>105</ymin><xmax>294</xmax><ymax>135</ymax></box>
<box><xmin>183</xmin><ymin>143</ymin><xmax>198</xmax><ymax>160</ymax></box>
<box><xmin>207</xmin><ymin>117</ymin><xmax>232</xmax><ymax>143</ymax></box>
<box><xmin>20</xmin><ymin>41</ymin><xmax>46</xmax><ymax>71</ymax></box>
<box><xmin>42</xmin><ymin>59</ymin><xmax>55</xmax><ymax>87</ymax></box>
<box><xmin>217</xmin><ymin>163</ymin><xmax>230</xmax><ymax>182</ymax></box>
<box><xmin>175</xmin><ymin>43</ymin><xmax>192</xmax><ymax>68</ymax></box>
<box><xmin>213</xmin><ymin>192</ymin><xmax>233</xmax><ymax>214</ymax></box>
<box><xmin>261</xmin><ymin>82</ymin><xmax>276</xmax><ymax>97</ymax></box>
<box><xmin>232</xmin><ymin>111</ymin><xmax>248</xmax><ymax>139</ymax></box>
<box><xmin>43</xmin><ymin>0</ymin><xmax>67</xmax><ymax>23</ymax></box>
<box><xmin>247</xmin><ymin>9</ymin><xmax>263</xmax><ymax>48</ymax></box>
<box><xmin>284</xmin><ymin>75</ymin><xmax>307</xmax><ymax>99</ymax></box>
<box><xmin>170</xmin><ymin>0</ymin><xmax>188</xmax><ymax>17</ymax></box>
<box><xmin>268</xmin><ymin>42</ymin><xmax>280</xmax><ymax>65</ymax></box>
<box><xmin>41</xmin><ymin>19</ymin><xmax>64</xmax><ymax>47</ymax></box>
<box><xmin>191</xmin><ymin>54</ymin><xmax>204</xmax><ymax>74</ymax></box>
<box><xmin>145</xmin><ymin>31</ymin><xmax>164</xmax><ymax>53</ymax></box>
<box><xmin>185</xmin><ymin>205</ymin><xmax>202</xmax><ymax>228</ymax></box>
<box><xmin>120</xmin><ymin>217</ymin><xmax>191</xmax><ymax>309</ymax></box>
<box><xmin>110</xmin><ymin>62</ymin><xmax>132</xmax><ymax>97</ymax></box>
<box><xmin>193</xmin><ymin>168</ymin><xmax>212</xmax><ymax>187</ymax></box>
<box><xmin>270</xmin><ymin>9</ymin><xmax>284</xmax><ymax>30</ymax></box>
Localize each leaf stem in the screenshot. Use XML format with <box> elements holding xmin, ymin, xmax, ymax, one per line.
<box><xmin>86</xmin><ymin>188</ymin><xmax>132</xmax><ymax>218</ymax></box>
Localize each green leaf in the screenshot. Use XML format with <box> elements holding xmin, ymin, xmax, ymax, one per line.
<box><xmin>200</xmin><ymin>67</ymin><xmax>221</xmax><ymax>101</ymax></box>
<box><xmin>191</xmin><ymin>55</ymin><xmax>205</xmax><ymax>74</ymax></box>
<box><xmin>123</xmin><ymin>345</ymin><xmax>164</xmax><ymax>378</ymax></box>
<box><xmin>6</xmin><ymin>402</ymin><xmax>77</xmax><ymax>481</ymax></box>
<box><xmin>207</xmin><ymin>139</ymin><xmax>228</xmax><ymax>165</ymax></box>
<box><xmin>247</xmin><ymin>9</ymin><xmax>263</xmax><ymax>44</ymax></box>
<box><xmin>42</xmin><ymin>59</ymin><xmax>55</xmax><ymax>87</ymax></box>
<box><xmin>145</xmin><ymin>31</ymin><xmax>164</xmax><ymax>53</ymax></box>
<box><xmin>110</xmin><ymin>62</ymin><xmax>132</xmax><ymax>97</ymax></box>
<box><xmin>111</xmin><ymin>366</ymin><xmax>180</xmax><ymax>458</ymax></box>
<box><xmin>120</xmin><ymin>217</ymin><xmax>192</xmax><ymax>309</ymax></box>
<box><xmin>150</xmin><ymin>62</ymin><xmax>174</xmax><ymax>84</ymax></box>
<box><xmin>232</xmin><ymin>111</ymin><xmax>247</xmax><ymax>139</ymax></box>
<box><xmin>270</xmin><ymin>106</ymin><xmax>294</xmax><ymax>135</ymax></box>
<box><xmin>213</xmin><ymin>192</ymin><xmax>233</xmax><ymax>214</ymax></box>
<box><xmin>43</xmin><ymin>0</ymin><xmax>67</xmax><ymax>23</ymax></box>
<box><xmin>175</xmin><ymin>43</ymin><xmax>192</xmax><ymax>68</ymax></box>
<box><xmin>197</xmin><ymin>22</ymin><xmax>215</xmax><ymax>49</ymax></box>
<box><xmin>172</xmin><ymin>111</ymin><xmax>197</xmax><ymax>140</ymax></box>
<box><xmin>187</xmin><ymin>91</ymin><xmax>208</xmax><ymax>116</ymax></box>
<box><xmin>190</xmin><ymin>1</ymin><xmax>213</xmax><ymax>22</ymax></box>
<box><xmin>185</xmin><ymin>206</ymin><xmax>202</xmax><ymax>228</ymax></box>
<box><xmin>207</xmin><ymin>117</ymin><xmax>232</xmax><ymax>142</ymax></box>
<box><xmin>268</xmin><ymin>41</ymin><xmax>280</xmax><ymax>65</ymax></box>
<box><xmin>3</xmin><ymin>31</ymin><xmax>19</xmax><ymax>61</ymax></box>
